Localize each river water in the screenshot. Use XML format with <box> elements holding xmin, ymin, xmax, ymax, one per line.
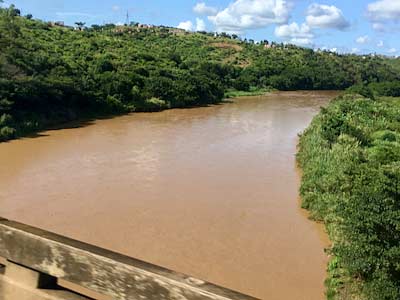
<box><xmin>0</xmin><ymin>91</ymin><xmax>336</xmax><ymax>300</ymax></box>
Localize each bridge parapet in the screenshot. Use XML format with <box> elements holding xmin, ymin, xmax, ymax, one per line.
<box><xmin>0</xmin><ymin>218</ymin><xmax>259</xmax><ymax>300</ymax></box>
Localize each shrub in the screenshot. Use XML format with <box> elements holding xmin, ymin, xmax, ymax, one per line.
<box><xmin>0</xmin><ymin>126</ymin><xmax>16</xmax><ymax>141</ymax></box>
<box><xmin>369</xmin><ymin>82</ymin><xmax>400</xmax><ymax>97</ymax></box>
<box><xmin>345</xmin><ymin>84</ymin><xmax>375</xmax><ymax>100</ymax></box>
<box><xmin>141</xmin><ymin>97</ymin><xmax>170</xmax><ymax>112</ymax></box>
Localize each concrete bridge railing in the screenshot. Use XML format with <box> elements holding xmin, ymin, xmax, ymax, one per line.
<box><xmin>0</xmin><ymin>218</ymin><xmax>260</xmax><ymax>300</ymax></box>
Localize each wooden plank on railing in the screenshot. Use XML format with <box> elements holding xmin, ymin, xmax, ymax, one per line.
<box><xmin>0</xmin><ymin>218</ymin><xmax>260</xmax><ymax>300</ymax></box>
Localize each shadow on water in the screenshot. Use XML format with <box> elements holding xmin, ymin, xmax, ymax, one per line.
<box><xmin>3</xmin><ymin>99</ymin><xmax>237</xmax><ymax>143</ymax></box>
<box><xmin>171</xmin><ymin>100</ymin><xmax>235</xmax><ymax>110</ymax></box>
<box><xmin>10</xmin><ymin>114</ymin><xmax>124</xmax><ymax>142</ymax></box>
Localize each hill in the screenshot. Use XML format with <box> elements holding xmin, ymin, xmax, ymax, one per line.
<box><xmin>0</xmin><ymin>4</ymin><xmax>399</xmax><ymax>141</ymax></box>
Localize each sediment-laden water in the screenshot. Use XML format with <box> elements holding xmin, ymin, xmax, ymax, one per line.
<box><xmin>0</xmin><ymin>91</ymin><xmax>337</xmax><ymax>300</ymax></box>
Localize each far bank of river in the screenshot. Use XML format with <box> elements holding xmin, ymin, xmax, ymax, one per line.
<box><xmin>0</xmin><ymin>91</ymin><xmax>338</xmax><ymax>300</ymax></box>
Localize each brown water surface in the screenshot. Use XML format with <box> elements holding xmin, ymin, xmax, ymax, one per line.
<box><xmin>0</xmin><ymin>91</ymin><xmax>336</xmax><ymax>300</ymax></box>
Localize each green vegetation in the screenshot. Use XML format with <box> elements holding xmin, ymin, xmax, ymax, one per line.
<box><xmin>1</xmin><ymin>4</ymin><xmax>399</xmax><ymax>141</ymax></box>
<box><xmin>298</xmin><ymin>91</ymin><xmax>400</xmax><ymax>300</ymax></box>
<box><xmin>387</xmin><ymin>57</ymin><xmax>400</xmax><ymax>73</ymax></box>
<box><xmin>369</xmin><ymin>81</ymin><xmax>400</xmax><ymax>97</ymax></box>
<box><xmin>224</xmin><ymin>87</ymin><xmax>274</xmax><ymax>98</ymax></box>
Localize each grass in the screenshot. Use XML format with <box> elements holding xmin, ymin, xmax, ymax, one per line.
<box><xmin>224</xmin><ymin>87</ymin><xmax>274</xmax><ymax>98</ymax></box>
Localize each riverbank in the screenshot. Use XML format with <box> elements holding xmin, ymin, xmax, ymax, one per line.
<box><xmin>297</xmin><ymin>94</ymin><xmax>400</xmax><ymax>300</ymax></box>
<box><xmin>0</xmin><ymin>97</ymin><xmax>219</xmax><ymax>143</ymax></box>
<box><xmin>0</xmin><ymin>88</ymin><xmax>288</xmax><ymax>143</ymax></box>
<box><xmin>224</xmin><ymin>87</ymin><xmax>275</xmax><ymax>98</ymax></box>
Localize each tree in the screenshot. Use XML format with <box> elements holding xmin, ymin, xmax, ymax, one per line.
<box><xmin>8</xmin><ymin>4</ymin><xmax>20</xmax><ymax>17</ymax></box>
<box><xmin>75</xmin><ymin>21</ymin><xmax>86</xmax><ymax>30</ymax></box>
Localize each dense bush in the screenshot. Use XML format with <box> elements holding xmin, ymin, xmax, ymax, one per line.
<box><xmin>298</xmin><ymin>94</ymin><xmax>400</xmax><ymax>300</ymax></box>
<box><xmin>345</xmin><ymin>84</ymin><xmax>375</xmax><ymax>100</ymax></box>
<box><xmin>369</xmin><ymin>81</ymin><xmax>400</xmax><ymax>97</ymax></box>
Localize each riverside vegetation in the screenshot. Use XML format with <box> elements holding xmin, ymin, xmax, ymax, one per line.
<box><xmin>297</xmin><ymin>84</ymin><xmax>400</xmax><ymax>300</ymax></box>
<box><xmin>1</xmin><ymin>3</ymin><xmax>400</xmax><ymax>141</ymax></box>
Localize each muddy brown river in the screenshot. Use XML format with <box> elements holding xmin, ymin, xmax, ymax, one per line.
<box><xmin>0</xmin><ymin>91</ymin><xmax>336</xmax><ymax>300</ymax></box>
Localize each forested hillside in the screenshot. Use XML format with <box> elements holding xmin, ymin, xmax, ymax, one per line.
<box><xmin>0</xmin><ymin>4</ymin><xmax>399</xmax><ymax>141</ymax></box>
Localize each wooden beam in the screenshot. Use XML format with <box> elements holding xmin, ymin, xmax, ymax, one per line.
<box><xmin>0</xmin><ymin>218</ymin><xmax>260</xmax><ymax>300</ymax></box>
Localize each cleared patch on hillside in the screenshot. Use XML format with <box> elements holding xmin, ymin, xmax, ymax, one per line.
<box><xmin>209</xmin><ymin>42</ymin><xmax>243</xmax><ymax>51</ymax></box>
<box><xmin>208</xmin><ymin>42</ymin><xmax>249</xmax><ymax>66</ymax></box>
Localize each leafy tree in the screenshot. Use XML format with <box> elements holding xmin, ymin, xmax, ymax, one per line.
<box><xmin>75</xmin><ymin>21</ymin><xmax>85</xmax><ymax>30</ymax></box>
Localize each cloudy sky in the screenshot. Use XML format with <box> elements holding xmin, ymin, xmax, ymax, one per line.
<box><xmin>3</xmin><ymin>0</ymin><xmax>400</xmax><ymax>55</ymax></box>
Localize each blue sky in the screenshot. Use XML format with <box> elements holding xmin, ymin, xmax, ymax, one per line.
<box><xmin>3</xmin><ymin>0</ymin><xmax>400</xmax><ymax>55</ymax></box>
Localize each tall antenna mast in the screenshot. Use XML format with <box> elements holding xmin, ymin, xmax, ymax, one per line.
<box><xmin>126</xmin><ymin>10</ymin><xmax>129</xmax><ymax>25</ymax></box>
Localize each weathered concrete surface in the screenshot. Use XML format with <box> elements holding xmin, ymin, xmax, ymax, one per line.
<box><xmin>0</xmin><ymin>218</ymin><xmax>260</xmax><ymax>300</ymax></box>
<box><xmin>58</xmin><ymin>279</ymin><xmax>112</xmax><ymax>300</ymax></box>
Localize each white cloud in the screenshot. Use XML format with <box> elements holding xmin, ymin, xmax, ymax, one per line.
<box><xmin>196</xmin><ymin>18</ymin><xmax>206</xmax><ymax>31</ymax></box>
<box><xmin>193</xmin><ymin>2</ymin><xmax>218</xmax><ymax>16</ymax></box>
<box><xmin>356</xmin><ymin>35</ymin><xmax>370</xmax><ymax>44</ymax></box>
<box><xmin>367</xmin><ymin>0</ymin><xmax>400</xmax><ymax>21</ymax></box>
<box><xmin>208</xmin><ymin>0</ymin><xmax>291</xmax><ymax>34</ymax></box>
<box><xmin>177</xmin><ymin>20</ymin><xmax>193</xmax><ymax>31</ymax></box>
<box><xmin>275</xmin><ymin>22</ymin><xmax>314</xmax><ymax>45</ymax></box>
<box><xmin>290</xmin><ymin>38</ymin><xmax>314</xmax><ymax>46</ymax></box>
<box><xmin>112</xmin><ymin>5</ymin><xmax>120</xmax><ymax>12</ymax></box>
<box><xmin>377</xmin><ymin>40</ymin><xmax>384</xmax><ymax>47</ymax></box>
<box><xmin>372</xmin><ymin>22</ymin><xmax>385</xmax><ymax>31</ymax></box>
<box><xmin>351</xmin><ymin>47</ymin><xmax>360</xmax><ymax>53</ymax></box>
<box><xmin>177</xmin><ymin>18</ymin><xmax>207</xmax><ymax>32</ymax></box>
<box><xmin>306</xmin><ymin>4</ymin><xmax>350</xmax><ymax>30</ymax></box>
<box><xmin>330</xmin><ymin>47</ymin><xmax>338</xmax><ymax>53</ymax></box>
<box><xmin>368</xmin><ymin>1</ymin><xmax>400</xmax><ymax>33</ymax></box>
<box><xmin>388</xmin><ymin>48</ymin><xmax>397</xmax><ymax>54</ymax></box>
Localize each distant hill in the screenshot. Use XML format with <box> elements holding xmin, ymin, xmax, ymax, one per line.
<box><xmin>0</xmin><ymin>4</ymin><xmax>399</xmax><ymax>141</ymax></box>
